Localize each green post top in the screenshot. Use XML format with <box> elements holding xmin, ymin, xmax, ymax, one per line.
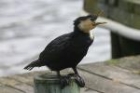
<box><xmin>34</xmin><ymin>74</ymin><xmax>60</xmax><ymax>84</ymax></box>
<box><xmin>34</xmin><ymin>74</ymin><xmax>80</xmax><ymax>93</ymax></box>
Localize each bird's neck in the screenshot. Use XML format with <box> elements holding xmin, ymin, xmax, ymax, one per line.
<box><xmin>73</xmin><ymin>26</ymin><xmax>94</xmax><ymax>40</ymax></box>
<box><xmin>73</xmin><ymin>26</ymin><xmax>89</xmax><ymax>35</ymax></box>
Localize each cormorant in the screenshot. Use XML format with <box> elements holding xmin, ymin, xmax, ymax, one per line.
<box><xmin>24</xmin><ymin>14</ymin><xmax>106</xmax><ymax>87</ymax></box>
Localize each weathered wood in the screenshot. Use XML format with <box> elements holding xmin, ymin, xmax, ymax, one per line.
<box><xmin>0</xmin><ymin>85</ymin><xmax>24</xmax><ymax>93</ymax></box>
<box><xmin>34</xmin><ymin>74</ymin><xmax>80</xmax><ymax>93</ymax></box>
<box><xmin>10</xmin><ymin>71</ymin><xmax>45</xmax><ymax>86</ymax></box>
<box><xmin>79</xmin><ymin>62</ymin><xmax>140</xmax><ymax>89</ymax></box>
<box><xmin>0</xmin><ymin>77</ymin><xmax>33</xmax><ymax>93</ymax></box>
<box><xmin>78</xmin><ymin>69</ymin><xmax>140</xmax><ymax>93</ymax></box>
<box><xmin>0</xmin><ymin>74</ymin><xmax>98</xmax><ymax>93</ymax></box>
<box><xmin>1</xmin><ymin>56</ymin><xmax>140</xmax><ymax>93</ymax></box>
<box><xmin>107</xmin><ymin>55</ymin><xmax>140</xmax><ymax>72</ymax></box>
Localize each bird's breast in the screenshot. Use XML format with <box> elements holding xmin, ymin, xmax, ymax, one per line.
<box><xmin>67</xmin><ymin>36</ymin><xmax>93</xmax><ymax>54</ymax></box>
<box><xmin>73</xmin><ymin>35</ymin><xmax>93</xmax><ymax>46</ymax></box>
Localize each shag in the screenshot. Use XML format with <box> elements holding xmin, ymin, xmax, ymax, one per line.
<box><xmin>24</xmin><ymin>13</ymin><xmax>106</xmax><ymax>88</ymax></box>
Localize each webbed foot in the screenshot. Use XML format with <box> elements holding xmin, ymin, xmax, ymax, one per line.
<box><xmin>75</xmin><ymin>75</ymin><xmax>85</xmax><ymax>87</ymax></box>
<box><xmin>59</xmin><ymin>76</ymin><xmax>70</xmax><ymax>88</ymax></box>
<box><xmin>68</xmin><ymin>73</ymin><xmax>85</xmax><ymax>87</ymax></box>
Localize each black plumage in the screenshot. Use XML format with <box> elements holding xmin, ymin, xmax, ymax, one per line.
<box><xmin>40</xmin><ymin>30</ymin><xmax>93</xmax><ymax>71</ymax></box>
<box><xmin>24</xmin><ymin>14</ymin><xmax>105</xmax><ymax>87</ymax></box>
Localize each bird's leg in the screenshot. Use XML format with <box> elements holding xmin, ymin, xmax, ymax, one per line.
<box><xmin>56</xmin><ymin>71</ymin><xmax>70</xmax><ymax>88</ymax></box>
<box><xmin>71</xmin><ymin>67</ymin><xmax>85</xmax><ymax>87</ymax></box>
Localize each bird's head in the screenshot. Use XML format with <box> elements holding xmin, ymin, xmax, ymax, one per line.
<box><xmin>74</xmin><ymin>13</ymin><xmax>106</xmax><ymax>33</ymax></box>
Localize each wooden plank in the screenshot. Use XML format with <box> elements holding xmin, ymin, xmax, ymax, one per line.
<box><xmin>10</xmin><ymin>74</ymin><xmax>34</xmax><ymax>86</ymax></box>
<box><xmin>0</xmin><ymin>84</ymin><xmax>24</xmax><ymax>93</ymax></box>
<box><xmin>81</xmin><ymin>88</ymin><xmax>100</xmax><ymax>93</ymax></box>
<box><xmin>10</xmin><ymin>71</ymin><xmax>46</xmax><ymax>86</ymax></box>
<box><xmin>0</xmin><ymin>72</ymin><xmax>99</xmax><ymax>93</ymax></box>
<box><xmin>78</xmin><ymin>69</ymin><xmax>140</xmax><ymax>93</ymax></box>
<box><xmin>106</xmin><ymin>55</ymin><xmax>140</xmax><ymax>72</ymax></box>
<box><xmin>14</xmin><ymin>84</ymin><xmax>33</xmax><ymax>93</ymax></box>
<box><xmin>0</xmin><ymin>77</ymin><xmax>33</xmax><ymax>93</ymax></box>
<box><xmin>78</xmin><ymin>62</ymin><xmax>140</xmax><ymax>89</ymax></box>
<box><xmin>1</xmin><ymin>68</ymin><xmax>140</xmax><ymax>93</ymax></box>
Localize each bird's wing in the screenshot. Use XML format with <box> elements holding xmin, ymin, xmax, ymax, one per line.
<box><xmin>39</xmin><ymin>33</ymin><xmax>71</xmax><ymax>62</ymax></box>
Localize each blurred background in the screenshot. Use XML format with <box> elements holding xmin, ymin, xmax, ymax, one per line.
<box><xmin>2</xmin><ymin>0</ymin><xmax>140</xmax><ymax>77</ymax></box>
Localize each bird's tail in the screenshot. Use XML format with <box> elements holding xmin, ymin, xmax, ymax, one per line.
<box><xmin>24</xmin><ymin>60</ymin><xmax>44</xmax><ymax>70</ymax></box>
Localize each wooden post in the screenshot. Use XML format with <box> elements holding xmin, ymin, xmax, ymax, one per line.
<box><xmin>34</xmin><ymin>74</ymin><xmax>80</xmax><ymax>93</ymax></box>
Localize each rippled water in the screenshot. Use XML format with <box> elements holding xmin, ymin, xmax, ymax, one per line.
<box><xmin>0</xmin><ymin>0</ymin><xmax>111</xmax><ymax>76</ymax></box>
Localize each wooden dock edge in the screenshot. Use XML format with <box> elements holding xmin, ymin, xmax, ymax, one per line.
<box><xmin>0</xmin><ymin>55</ymin><xmax>140</xmax><ymax>93</ymax></box>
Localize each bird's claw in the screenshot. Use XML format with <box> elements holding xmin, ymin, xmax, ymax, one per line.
<box><xmin>75</xmin><ymin>75</ymin><xmax>85</xmax><ymax>87</ymax></box>
<box><xmin>59</xmin><ymin>76</ymin><xmax>70</xmax><ymax>88</ymax></box>
<box><xmin>67</xmin><ymin>73</ymin><xmax>85</xmax><ymax>87</ymax></box>
<box><xmin>59</xmin><ymin>74</ymin><xmax>85</xmax><ymax>88</ymax></box>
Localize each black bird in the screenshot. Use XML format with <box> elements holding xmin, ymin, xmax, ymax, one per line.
<box><xmin>24</xmin><ymin>14</ymin><xmax>105</xmax><ymax>87</ymax></box>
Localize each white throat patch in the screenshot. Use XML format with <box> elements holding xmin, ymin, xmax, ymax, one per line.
<box><xmin>89</xmin><ymin>31</ymin><xmax>94</xmax><ymax>40</ymax></box>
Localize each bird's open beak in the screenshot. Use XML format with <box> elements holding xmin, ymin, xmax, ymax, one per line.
<box><xmin>92</xmin><ymin>10</ymin><xmax>107</xmax><ymax>26</ymax></box>
<box><xmin>94</xmin><ymin>22</ymin><xmax>107</xmax><ymax>26</ymax></box>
